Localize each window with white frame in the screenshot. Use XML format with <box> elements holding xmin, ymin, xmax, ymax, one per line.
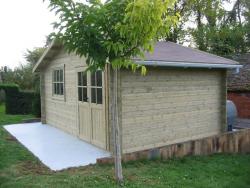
<box><xmin>52</xmin><ymin>69</ymin><xmax>64</xmax><ymax>95</ymax></box>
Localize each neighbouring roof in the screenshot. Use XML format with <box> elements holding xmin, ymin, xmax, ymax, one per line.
<box><xmin>228</xmin><ymin>54</ymin><xmax>250</xmax><ymax>92</ymax></box>
<box><xmin>33</xmin><ymin>41</ymin><xmax>241</xmax><ymax>72</ymax></box>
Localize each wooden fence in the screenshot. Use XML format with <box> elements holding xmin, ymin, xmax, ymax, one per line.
<box><xmin>97</xmin><ymin>128</ymin><xmax>250</xmax><ymax>164</ymax></box>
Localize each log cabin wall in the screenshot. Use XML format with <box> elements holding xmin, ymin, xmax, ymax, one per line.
<box><xmin>119</xmin><ymin>67</ymin><xmax>227</xmax><ymax>153</ymax></box>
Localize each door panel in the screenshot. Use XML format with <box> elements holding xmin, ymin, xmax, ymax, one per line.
<box><xmin>91</xmin><ymin>107</ymin><xmax>106</xmax><ymax>148</ymax></box>
<box><xmin>77</xmin><ymin>69</ymin><xmax>106</xmax><ymax>150</ymax></box>
<box><xmin>78</xmin><ymin>103</ymin><xmax>91</xmax><ymax>142</ymax></box>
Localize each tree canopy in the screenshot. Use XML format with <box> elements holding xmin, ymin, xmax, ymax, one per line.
<box><xmin>166</xmin><ymin>0</ymin><xmax>250</xmax><ymax>57</ymax></box>
<box><xmin>48</xmin><ymin>0</ymin><xmax>178</xmax><ymax>73</ymax></box>
<box><xmin>1</xmin><ymin>47</ymin><xmax>45</xmax><ymax>91</ymax></box>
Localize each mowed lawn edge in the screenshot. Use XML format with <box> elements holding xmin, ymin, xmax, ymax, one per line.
<box><xmin>0</xmin><ymin>104</ymin><xmax>250</xmax><ymax>188</ymax></box>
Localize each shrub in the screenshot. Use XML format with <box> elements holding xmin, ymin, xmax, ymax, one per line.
<box><xmin>0</xmin><ymin>89</ymin><xmax>6</xmax><ymax>104</ymax></box>
<box><xmin>0</xmin><ymin>84</ymin><xmax>20</xmax><ymax>114</ymax></box>
<box><xmin>17</xmin><ymin>91</ymin><xmax>35</xmax><ymax>114</ymax></box>
<box><xmin>0</xmin><ymin>89</ymin><xmax>5</xmax><ymax>104</ymax></box>
<box><xmin>0</xmin><ymin>84</ymin><xmax>41</xmax><ymax>116</ymax></box>
<box><xmin>32</xmin><ymin>93</ymin><xmax>41</xmax><ymax>117</ymax></box>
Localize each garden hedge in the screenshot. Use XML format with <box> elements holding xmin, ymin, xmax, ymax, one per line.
<box><xmin>32</xmin><ymin>92</ymin><xmax>41</xmax><ymax>117</ymax></box>
<box><xmin>0</xmin><ymin>84</ymin><xmax>41</xmax><ymax>117</ymax></box>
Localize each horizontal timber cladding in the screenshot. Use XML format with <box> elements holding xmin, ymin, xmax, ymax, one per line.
<box><xmin>43</xmin><ymin>48</ymin><xmax>87</xmax><ymax>136</ymax></box>
<box><xmin>120</xmin><ymin>67</ymin><xmax>227</xmax><ymax>154</ymax></box>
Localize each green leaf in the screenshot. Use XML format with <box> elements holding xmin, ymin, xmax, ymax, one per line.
<box><xmin>141</xmin><ymin>66</ymin><xmax>147</xmax><ymax>76</ymax></box>
<box><xmin>45</xmin><ymin>0</ymin><xmax>178</xmax><ymax>75</ymax></box>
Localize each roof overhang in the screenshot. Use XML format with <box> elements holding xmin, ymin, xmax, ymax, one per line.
<box><xmin>33</xmin><ymin>40</ymin><xmax>63</xmax><ymax>73</ymax></box>
<box><xmin>33</xmin><ymin>40</ymin><xmax>242</xmax><ymax>73</ymax></box>
<box><xmin>136</xmin><ymin>60</ymin><xmax>242</xmax><ymax>72</ymax></box>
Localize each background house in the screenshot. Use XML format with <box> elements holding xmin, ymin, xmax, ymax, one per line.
<box><xmin>34</xmin><ymin>41</ymin><xmax>241</xmax><ymax>154</ymax></box>
<box><xmin>228</xmin><ymin>54</ymin><xmax>250</xmax><ymax>119</ymax></box>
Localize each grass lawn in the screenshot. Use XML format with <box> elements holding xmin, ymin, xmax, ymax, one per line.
<box><xmin>0</xmin><ymin>104</ymin><xmax>250</xmax><ymax>188</ymax></box>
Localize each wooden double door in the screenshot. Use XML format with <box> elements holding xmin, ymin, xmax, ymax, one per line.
<box><xmin>77</xmin><ymin>69</ymin><xmax>106</xmax><ymax>150</ymax></box>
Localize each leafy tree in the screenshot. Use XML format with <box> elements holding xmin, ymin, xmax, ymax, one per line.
<box><xmin>24</xmin><ymin>48</ymin><xmax>46</xmax><ymax>66</ymax></box>
<box><xmin>164</xmin><ymin>0</ymin><xmax>249</xmax><ymax>56</ymax></box>
<box><xmin>166</xmin><ymin>0</ymin><xmax>194</xmax><ymax>43</ymax></box>
<box><xmin>46</xmin><ymin>0</ymin><xmax>178</xmax><ymax>183</ymax></box>
<box><xmin>1</xmin><ymin>47</ymin><xmax>45</xmax><ymax>91</ymax></box>
<box><xmin>225</xmin><ymin>0</ymin><xmax>250</xmax><ymax>54</ymax></box>
<box><xmin>190</xmin><ymin>0</ymin><xmax>249</xmax><ymax>56</ymax></box>
<box><xmin>243</xmin><ymin>0</ymin><xmax>250</xmax><ymax>46</ymax></box>
<box><xmin>190</xmin><ymin>0</ymin><xmax>225</xmax><ymax>51</ymax></box>
<box><xmin>23</xmin><ymin>47</ymin><xmax>46</xmax><ymax>91</ymax></box>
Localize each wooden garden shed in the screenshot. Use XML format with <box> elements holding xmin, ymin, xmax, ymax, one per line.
<box><xmin>33</xmin><ymin>41</ymin><xmax>241</xmax><ymax>154</ymax></box>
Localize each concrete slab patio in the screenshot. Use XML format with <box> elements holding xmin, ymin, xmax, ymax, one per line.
<box><xmin>4</xmin><ymin>123</ymin><xmax>111</xmax><ymax>171</ymax></box>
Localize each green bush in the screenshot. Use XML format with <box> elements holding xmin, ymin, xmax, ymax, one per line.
<box><xmin>32</xmin><ymin>93</ymin><xmax>41</xmax><ymax>117</ymax></box>
<box><xmin>0</xmin><ymin>84</ymin><xmax>20</xmax><ymax>114</ymax></box>
<box><xmin>0</xmin><ymin>89</ymin><xmax>5</xmax><ymax>104</ymax></box>
<box><xmin>0</xmin><ymin>84</ymin><xmax>41</xmax><ymax>117</ymax></box>
<box><xmin>18</xmin><ymin>91</ymin><xmax>35</xmax><ymax>114</ymax></box>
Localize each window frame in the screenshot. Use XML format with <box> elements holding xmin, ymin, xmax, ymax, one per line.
<box><xmin>52</xmin><ymin>67</ymin><xmax>65</xmax><ymax>99</ymax></box>
<box><xmin>77</xmin><ymin>71</ymin><xmax>88</xmax><ymax>102</ymax></box>
<box><xmin>90</xmin><ymin>70</ymin><xmax>103</xmax><ymax>105</ymax></box>
<box><xmin>77</xmin><ymin>70</ymin><xmax>103</xmax><ymax>105</ymax></box>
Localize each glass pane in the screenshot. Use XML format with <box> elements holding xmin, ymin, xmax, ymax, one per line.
<box><xmin>60</xmin><ymin>69</ymin><xmax>63</xmax><ymax>82</ymax></box>
<box><xmin>53</xmin><ymin>83</ymin><xmax>56</xmax><ymax>94</ymax></box>
<box><xmin>54</xmin><ymin>83</ymin><xmax>56</xmax><ymax>94</ymax></box>
<box><xmin>78</xmin><ymin>88</ymin><xmax>82</xmax><ymax>101</ymax></box>
<box><xmin>91</xmin><ymin>88</ymin><xmax>96</xmax><ymax>103</ymax></box>
<box><xmin>91</xmin><ymin>72</ymin><xmax>96</xmax><ymax>86</ymax></box>
<box><xmin>59</xmin><ymin>83</ymin><xmax>61</xmax><ymax>95</ymax></box>
<box><xmin>56</xmin><ymin>70</ymin><xmax>60</xmax><ymax>82</ymax></box>
<box><xmin>53</xmin><ymin>71</ymin><xmax>56</xmax><ymax>82</ymax></box>
<box><xmin>55</xmin><ymin>83</ymin><xmax>59</xmax><ymax>95</ymax></box>
<box><xmin>82</xmin><ymin>73</ymin><xmax>87</xmax><ymax>86</ymax></box>
<box><xmin>78</xmin><ymin>72</ymin><xmax>82</xmax><ymax>86</ymax></box>
<box><xmin>96</xmin><ymin>71</ymin><xmax>102</xmax><ymax>87</ymax></box>
<box><xmin>60</xmin><ymin>83</ymin><xmax>64</xmax><ymax>95</ymax></box>
<box><xmin>97</xmin><ymin>88</ymin><xmax>102</xmax><ymax>104</ymax></box>
<box><xmin>83</xmin><ymin>88</ymin><xmax>88</xmax><ymax>102</ymax></box>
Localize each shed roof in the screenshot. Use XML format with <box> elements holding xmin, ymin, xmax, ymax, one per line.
<box><xmin>135</xmin><ymin>42</ymin><xmax>239</xmax><ymax>65</ymax></box>
<box><xmin>33</xmin><ymin>41</ymin><xmax>241</xmax><ymax>72</ymax></box>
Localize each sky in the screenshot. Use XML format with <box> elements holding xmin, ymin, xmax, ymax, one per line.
<box><xmin>0</xmin><ymin>0</ymin><xmax>235</xmax><ymax>69</ymax></box>
<box><xmin>0</xmin><ymin>0</ymin><xmax>56</xmax><ymax>69</ymax></box>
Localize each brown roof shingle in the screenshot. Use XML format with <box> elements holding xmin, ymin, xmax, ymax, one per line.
<box><xmin>135</xmin><ymin>42</ymin><xmax>239</xmax><ymax>65</ymax></box>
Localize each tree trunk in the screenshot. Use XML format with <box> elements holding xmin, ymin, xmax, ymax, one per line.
<box><xmin>111</xmin><ymin>68</ymin><xmax>123</xmax><ymax>184</ymax></box>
